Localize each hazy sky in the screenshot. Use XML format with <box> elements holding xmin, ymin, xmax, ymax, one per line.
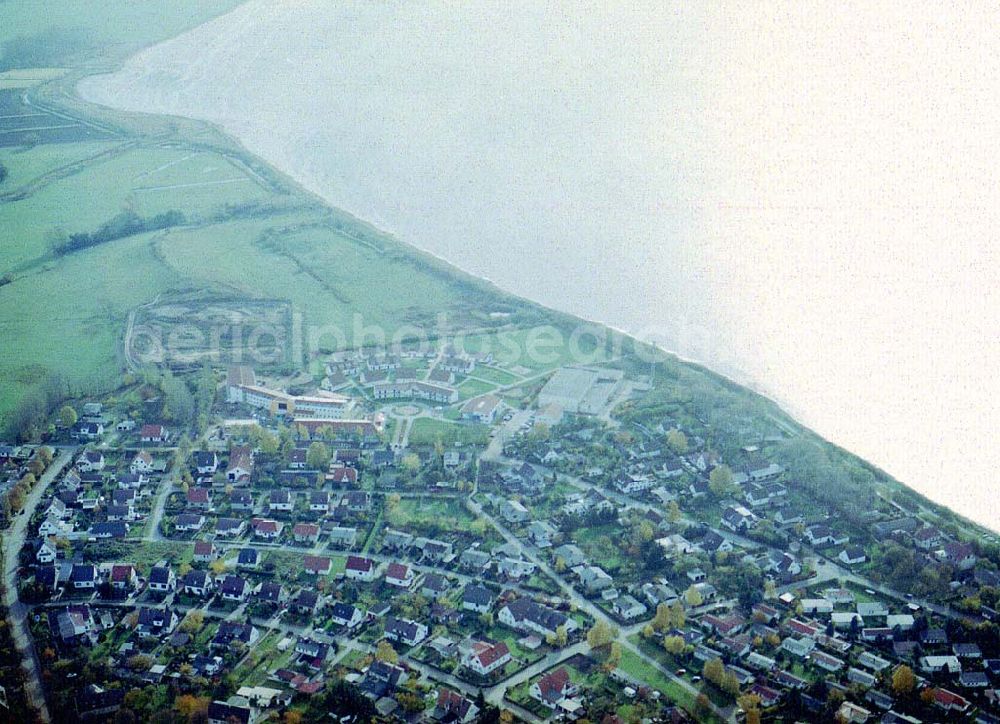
<box><xmin>81</xmin><ymin>1</ymin><xmax>1000</xmax><ymax>528</ymax></box>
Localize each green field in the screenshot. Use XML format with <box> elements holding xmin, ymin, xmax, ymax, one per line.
<box><xmin>0</xmin><ymin>1</ymin><xmax>245</xmax><ymax>66</ymax></box>
<box><xmin>408</xmin><ymin>417</ymin><xmax>490</xmax><ymax>446</ymax></box>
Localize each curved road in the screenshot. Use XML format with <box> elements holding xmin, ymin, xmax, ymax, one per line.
<box><xmin>2</xmin><ymin>446</ymin><xmax>75</xmax><ymax>723</ymax></box>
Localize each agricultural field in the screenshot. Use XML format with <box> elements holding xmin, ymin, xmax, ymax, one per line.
<box><xmin>0</xmin><ymin>1</ymin><xmax>245</xmax><ymax>67</ymax></box>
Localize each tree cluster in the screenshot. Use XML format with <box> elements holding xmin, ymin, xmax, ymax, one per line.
<box><xmin>49</xmin><ymin>209</ymin><xmax>186</xmax><ymax>257</ymax></box>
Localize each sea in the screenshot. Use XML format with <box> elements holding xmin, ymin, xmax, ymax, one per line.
<box><xmin>78</xmin><ymin>1</ymin><xmax>1000</xmax><ymax>530</ymax></box>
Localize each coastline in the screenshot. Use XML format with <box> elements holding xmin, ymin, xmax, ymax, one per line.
<box><xmin>66</xmin><ymin>6</ymin><xmax>998</xmax><ymax>535</ymax></box>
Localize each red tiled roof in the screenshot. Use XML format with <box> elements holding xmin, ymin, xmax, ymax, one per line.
<box><xmin>304</xmin><ymin>555</ymin><xmax>331</xmax><ymax>573</ymax></box>
<box><xmin>329</xmin><ymin>467</ymin><xmax>357</xmax><ymax>483</ymax></box>
<box><xmin>473</xmin><ymin>641</ymin><xmax>510</xmax><ymax>668</ymax></box>
<box><xmin>345</xmin><ymin>555</ymin><xmax>373</xmax><ymax>572</ymax></box>
<box><xmin>386</xmin><ymin>562</ymin><xmax>410</xmax><ymax>580</ymax></box>
<box><xmin>252</xmin><ymin>518</ymin><xmax>279</xmax><ymax>534</ymax></box>
<box><xmin>537</xmin><ymin>667</ymin><xmax>570</xmax><ymax>701</ymax></box>
<box><xmin>187</xmin><ymin>488</ymin><xmax>210</xmax><ymax>503</ymax></box>
<box><xmin>111</xmin><ymin>564</ymin><xmax>134</xmax><ymax>582</ymax></box>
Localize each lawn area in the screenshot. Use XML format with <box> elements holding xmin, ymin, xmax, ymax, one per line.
<box><xmin>457</xmin><ymin>377</ymin><xmax>499</xmax><ymax>400</ymax></box>
<box><xmin>617</xmin><ymin>649</ymin><xmax>701</xmax><ymax>716</ymax></box>
<box><xmin>573</xmin><ymin>524</ymin><xmax>629</xmax><ymax>575</ymax></box>
<box><xmin>484</xmin><ymin>624</ymin><xmax>547</xmax><ymax>667</ymax></box>
<box><xmin>407</xmin><ymin>417</ymin><xmax>490</xmax><ymax>446</ymax></box>
<box><xmin>387</xmin><ymin>497</ymin><xmax>477</xmax><ymax>532</ymax></box>
<box><xmin>469</xmin><ymin>366</ymin><xmax>521</xmax><ymax>386</ymax></box>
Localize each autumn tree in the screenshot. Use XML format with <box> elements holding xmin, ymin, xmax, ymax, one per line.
<box><xmin>667</xmin><ymin>500</ymin><xmax>682</xmax><ymax>523</ymax></box>
<box><xmin>891</xmin><ymin>664</ymin><xmax>916</xmax><ymax>696</ymax></box>
<box><xmin>179</xmin><ymin>610</ymin><xmax>204</xmax><ymax>633</ymax></box>
<box><xmin>703</xmin><ymin>657</ymin><xmax>725</xmax><ymax>686</ymax></box>
<box><xmin>663</xmin><ymin>635</ymin><xmax>686</xmax><ymax>655</ymax></box>
<box><xmin>652</xmin><ymin>603</ymin><xmax>672</xmax><ymax>631</ymax></box>
<box><xmin>684</xmin><ymin>585</ymin><xmax>703</xmax><ymax>607</ymax></box>
<box><xmin>375</xmin><ymin>640</ymin><xmax>399</xmax><ymax>664</ymax></box>
<box><xmin>58</xmin><ymin>405</ymin><xmax>77</xmax><ymax>428</ymax></box>
<box><xmin>586</xmin><ymin>620</ymin><xmax>618</xmax><ymax>652</ymax></box>
<box><xmin>670</xmin><ymin>600</ymin><xmax>686</xmax><ymax>628</ymax></box>
<box><xmin>666</xmin><ymin>429</ymin><xmax>688</xmax><ymax>455</ymax></box>
<box><xmin>307</xmin><ymin>441</ymin><xmax>331</xmax><ymax>470</ymax></box>
<box><xmin>709</xmin><ymin>464</ymin><xmax>737</xmax><ymax>497</ymax></box>
<box><xmin>174</xmin><ymin>694</ymin><xmax>209</xmax><ymax>720</ymax></box>
<box><xmin>602</xmin><ymin>641</ymin><xmax>622</xmax><ymax>671</ymax></box>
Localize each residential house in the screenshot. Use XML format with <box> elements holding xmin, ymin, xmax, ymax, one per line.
<box><xmin>220</xmin><ymin>575</ymin><xmax>250</xmax><ymax>602</ymax></box>
<box><xmin>920</xmin><ymin>655</ymin><xmax>962</xmax><ymax>674</ymax></box>
<box><xmin>174</xmin><ymin>513</ymin><xmax>205</xmax><ymax>532</ymax></box>
<box><xmin>577</xmin><ymin>565</ymin><xmax>613</xmax><ymax>593</ymax></box>
<box><xmin>839</xmin><ymin>546</ymin><xmax>867</xmax><ymax>565</ymax></box>
<box><xmin>462</xmin><ymin>585</ymin><xmax>495</xmax><ymax>613</ymax></box>
<box><xmin>182</xmin><ymin>570</ymin><xmax>212</xmax><ymax>597</ymax></box>
<box><xmin>309</xmin><ymin>490</ymin><xmax>331</xmax><ymax>515</ymax></box>
<box><xmin>292</xmin><ymin>522</ymin><xmax>320</xmax><ymax>545</ymax></box>
<box><xmin>187</xmin><ymin>487</ymin><xmax>212</xmax><ymax>509</ymax></box>
<box><xmin>530</xmin><ymin>667</ymin><xmax>576</xmax><ymax>707</ymax></box>
<box><xmin>328</xmin><ymin>526</ymin><xmax>357</xmax><ymax>548</ymax></box>
<box><xmin>613</xmin><ymin>595</ymin><xmax>647</xmax><ymax>620</ymax></box>
<box><xmin>330</xmin><ymin>602</ymin><xmax>365</xmax><ymax>629</ymax></box>
<box><xmin>304</xmin><ymin>555</ymin><xmax>332</xmax><ymax>576</ymax></box>
<box><xmin>421</xmin><ymin>573</ymin><xmax>450</xmax><ymax>600</ymax></box>
<box><xmin>207</xmin><ymin>701</ymin><xmax>255</xmax><ymax>724</ymax></box>
<box><xmin>136</xmin><ymin>607</ymin><xmax>178</xmax><ymax>638</ymax></box>
<box><xmin>226</xmin><ymin>445</ymin><xmax>255</xmax><ymax>483</ymax></box>
<box><xmin>69</xmin><ymin>564</ymin><xmax>99</xmax><ymax>590</ymax></box>
<box><xmin>384</xmin><ymin>616</ymin><xmax>428</xmax><ymax>646</ymax></box>
<box><xmin>215</xmin><ymin>517</ymin><xmax>246</xmax><ymax>538</ymax></box>
<box><xmin>230</xmin><ymin>489</ymin><xmax>253</xmax><ymax>511</ymax></box>
<box><xmin>139</xmin><ymin>424</ymin><xmax>169</xmax><ymax>443</ymax></box>
<box><xmin>148</xmin><ymin>565</ymin><xmax>175</xmax><ymax>593</ymax></box>
<box><xmin>464</xmin><ymin>640</ymin><xmax>511</xmax><ymax>677</ymax></box>
<box><xmin>194</xmin><ymin>451</ymin><xmax>219</xmax><ymax>475</ymax></box>
<box><xmin>721</xmin><ymin>505</ymin><xmax>758</xmax><ymax>533</ymax></box>
<box><xmin>385</xmin><ymin>562</ymin><xmax>415</xmax><ymax>589</ymax></box>
<box><xmin>268</xmin><ymin>489</ymin><xmax>294</xmax><ymax>514</ymax></box>
<box><xmin>498</xmin><ymin>557</ymin><xmax>536</xmax><ymax>579</ymax></box>
<box><xmin>433</xmin><ymin>690</ymin><xmax>478</xmax><ymax>723</ymax></box>
<box><xmin>193</xmin><ymin>541</ymin><xmax>216</xmax><ymax>563</ymax></box>
<box><xmin>527</xmin><ymin>520</ymin><xmax>558</xmax><ymax>548</ymax></box>
<box><xmin>131</xmin><ymin>450</ymin><xmax>154</xmax><ymax>474</ymax></box>
<box><xmin>251</xmin><ymin>518</ymin><xmax>282</xmax><ymax>540</ymax></box>
<box><xmin>498</xmin><ymin>598</ymin><xmax>576</xmax><ymax>638</ymax></box>
<box><xmin>501</xmin><ymin>500</ymin><xmax>530</xmax><ymax>523</ymax></box>
<box><xmin>237</xmin><ymin>548</ymin><xmax>261</xmax><ymax>570</ymax></box>
<box><xmin>109</xmin><ymin>564</ymin><xmax>139</xmax><ymax>593</ymax></box>
<box><xmin>344</xmin><ymin>555</ymin><xmax>376</xmax><ymax>582</ymax></box>
<box><xmin>292</xmin><ymin>589</ymin><xmax>320</xmax><ymax>615</ymax></box>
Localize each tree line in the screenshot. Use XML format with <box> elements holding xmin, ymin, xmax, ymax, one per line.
<box><xmin>49</xmin><ymin>209</ymin><xmax>186</xmax><ymax>257</ymax></box>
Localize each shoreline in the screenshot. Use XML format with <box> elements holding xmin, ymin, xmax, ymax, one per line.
<box><xmin>64</xmin><ymin>7</ymin><xmax>997</xmax><ymax>535</ymax></box>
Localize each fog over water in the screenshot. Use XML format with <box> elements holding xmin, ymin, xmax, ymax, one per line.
<box><xmin>80</xmin><ymin>1</ymin><xmax>1000</xmax><ymax>529</ymax></box>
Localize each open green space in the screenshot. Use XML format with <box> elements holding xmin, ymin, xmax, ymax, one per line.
<box><xmin>407</xmin><ymin>417</ymin><xmax>490</xmax><ymax>447</ymax></box>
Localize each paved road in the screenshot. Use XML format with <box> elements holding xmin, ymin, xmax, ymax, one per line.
<box><xmin>467</xmin><ymin>493</ymin><xmax>735</xmax><ymax>722</ymax></box>
<box><xmin>2</xmin><ymin>447</ymin><xmax>75</xmax><ymax>722</ymax></box>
